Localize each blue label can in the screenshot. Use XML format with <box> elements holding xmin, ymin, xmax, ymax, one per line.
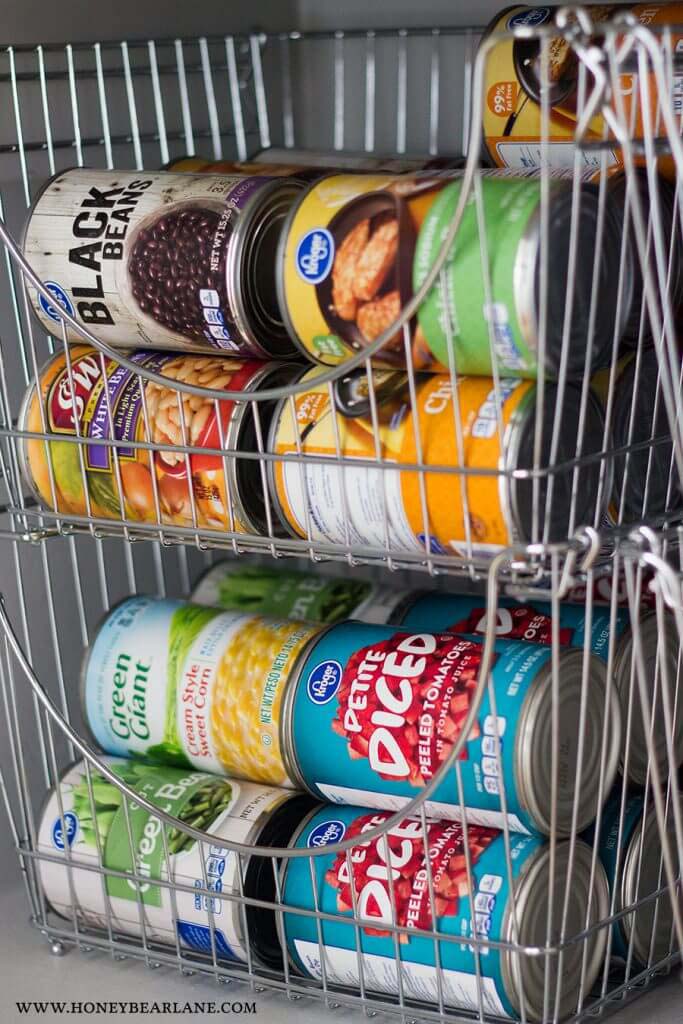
<box><xmin>396</xmin><ymin>593</ymin><xmax>680</xmax><ymax>788</ymax></box>
<box><xmin>280</xmin><ymin>804</ymin><xmax>609</xmax><ymax>1021</ymax></box>
<box><xmin>586</xmin><ymin>789</ymin><xmax>675</xmax><ymax>968</ymax></box>
<box><xmin>283</xmin><ymin>622</ymin><xmax>621</xmax><ymax>836</ymax></box>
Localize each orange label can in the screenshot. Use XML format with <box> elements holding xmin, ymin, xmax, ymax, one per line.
<box><xmin>268</xmin><ymin>369</ymin><xmax>608</xmax><ymax>556</ymax></box>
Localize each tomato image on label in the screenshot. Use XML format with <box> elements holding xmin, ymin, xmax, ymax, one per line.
<box><xmin>325</xmin><ymin>812</ymin><xmax>497</xmax><ymax>937</ymax></box>
<box><xmin>448</xmin><ymin>605</ymin><xmax>574</xmax><ymax>646</ymax></box>
<box><xmin>330</xmin><ymin>633</ymin><xmax>486</xmax><ymax>786</ymax></box>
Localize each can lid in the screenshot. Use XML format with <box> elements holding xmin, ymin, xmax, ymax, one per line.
<box><xmin>522</xmin><ymin>182</ymin><xmax>629</xmax><ymax>377</ymax></box>
<box><xmin>614</xmin><ymin>611</ymin><xmax>683</xmax><ymax>786</ymax></box>
<box><xmin>501</xmin><ymin>838</ymin><xmax>609</xmax><ymax>1021</ymax></box>
<box><xmin>620</xmin><ymin>801</ymin><xmax>677</xmax><ymax>967</ymax></box>
<box><xmin>507</xmin><ymin>383</ymin><xmax>610</xmax><ymax>545</ymax></box>
<box><xmin>245</xmin><ymin>793</ymin><xmax>319</xmax><ymax>968</ymax></box>
<box><xmin>231</xmin><ymin>361</ymin><xmax>302</xmax><ymax>537</ymax></box>
<box><xmin>230</xmin><ymin>178</ymin><xmax>304</xmax><ymax>359</ymax></box>
<box><xmin>618</xmin><ymin>798</ymin><xmax>679</xmax><ymax>966</ymax></box>
<box><xmin>611</xmin><ymin>349</ymin><xmax>683</xmax><ymax>523</ymax></box>
<box><xmin>515</xmin><ymin>649</ymin><xmax>621</xmax><ymax>835</ymax></box>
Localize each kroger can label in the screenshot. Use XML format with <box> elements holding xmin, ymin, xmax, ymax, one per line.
<box><xmin>278</xmin><ymin>171</ymin><xmax>622</xmax><ymax>377</ymax></box>
<box><xmin>191</xmin><ymin>562</ymin><xmax>414</xmax><ymax>625</ymax></box>
<box><xmin>23</xmin><ymin>168</ymin><xmax>301</xmax><ymax>357</ymax></box>
<box><xmin>482</xmin><ymin>4</ymin><xmax>683</xmax><ymax>179</ymax></box>
<box><xmin>18</xmin><ymin>345</ymin><xmax>288</xmax><ymax>533</ymax></box>
<box><xmin>81</xmin><ymin>596</ymin><xmax>321</xmax><ymax>787</ymax></box>
<box><xmin>281</xmin><ymin>804</ymin><xmax>609</xmax><ymax>1021</ymax></box>
<box><xmin>269</xmin><ymin>369</ymin><xmax>608</xmax><ymax>555</ymax></box>
<box><xmin>39</xmin><ymin>758</ymin><xmax>297</xmax><ymax>963</ymax></box>
<box><xmin>283</xmin><ymin>621</ymin><xmax>620</xmax><ymax>835</ymax></box>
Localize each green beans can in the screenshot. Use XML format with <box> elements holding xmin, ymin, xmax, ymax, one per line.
<box><xmin>38</xmin><ymin>757</ymin><xmax>314</xmax><ymax>966</ymax></box>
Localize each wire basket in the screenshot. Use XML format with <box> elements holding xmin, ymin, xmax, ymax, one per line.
<box><xmin>0</xmin><ymin>8</ymin><xmax>682</xmax><ymax>1024</ymax></box>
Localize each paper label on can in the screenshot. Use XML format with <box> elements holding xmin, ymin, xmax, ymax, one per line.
<box><xmin>83</xmin><ymin>596</ymin><xmax>320</xmax><ymax>787</ymax></box>
<box><xmin>291</xmin><ymin>942</ymin><xmax>508</xmax><ymax>1015</ymax></box>
<box><xmin>271</xmin><ymin>369</ymin><xmax>533</xmax><ymax>554</ymax></box>
<box><xmin>26</xmin><ymin>344</ymin><xmax>263</xmax><ymax>531</ymax></box>
<box><xmin>398</xmin><ymin>593</ymin><xmax>631</xmax><ymax>663</ymax></box>
<box><xmin>25</xmin><ymin>169</ymin><xmax>273</xmax><ymax>354</ymax></box>
<box><xmin>314</xmin><ymin>784</ymin><xmax>532</xmax><ymax>834</ymax></box>
<box><xmin>282</xmin><ymin>804</ymin><xmax>546</xmax><ymax>1017</ymax></box>
<box><xmin>191</xmin><ymin>563</ymin><xmax>411</xmax><ymax>625</ymax></box>
<box><xmin>38</xmin><ymin>758</ymin><xmax>290</xmax><ymax>962</ymax></box>
<box><xmin>281</xmin><ymin>170</ymin><xmax>551</xmax><ymax>376</ymax></box>
<box><xmin>289</xmin><ymin>621</ymin><xmax>553</xmax><ymax>833</ymax></box>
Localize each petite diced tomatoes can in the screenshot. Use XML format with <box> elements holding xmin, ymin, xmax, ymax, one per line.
<box><xmin>279</xmin><ymin>804</ymin><xmax>609</xmax><ymax>1021</ymax></box>
<box><xmin>279</xmin><ymin>621</ymin><xmax>621</xmax><ymax>835</ymax></box>
<box><xmin>584</xmin><ymin>788</ymin><xmax>678</xmax><ymax>968</ymax></box>
<box><xmin>394</xmin><ymin>592</ymin><xmax>683</xmax><ymax>787</ymax></box>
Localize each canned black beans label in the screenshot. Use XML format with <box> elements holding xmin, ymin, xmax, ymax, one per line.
<box><xmin>24</xmin><ymin>169</ymin><xmax>291</xmax><ymax>357</ymax></box>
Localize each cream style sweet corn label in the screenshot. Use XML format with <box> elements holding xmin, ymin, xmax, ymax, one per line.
<box><xmin>83</xmin><ymin>596</ymin><xmax>320</xmax><ymax>786</ymax></box>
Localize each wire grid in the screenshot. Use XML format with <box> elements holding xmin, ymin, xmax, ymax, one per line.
<box><xmin>0</xmin><ymin>533</ymin><xmax>680</xmax><ymax>1024</ymax></box>
<box><xmin>0</xmin><ymin>19</ymin><xmax>681</xmax><ymax>578</ymax></box>
<box><xmin>0</xmin><ymin>13</ymin><xmax>679</xmax><ymax>1024</ymax></box>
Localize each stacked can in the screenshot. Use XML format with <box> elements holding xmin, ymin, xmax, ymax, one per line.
<box><xmin>277</xmin><ymin>170</ymin><xmax>628</xmax><ymax>376</ymax></box>
<box><xmin>267</xmin><ymin>368</ymin><xmax>610</xmax><ymax>556</ymax></box>
<box><xmin>586</xmin><ymin>789</ymin><xmax>679</xmax><ymax>969</ymax></box>
<box><xmin>18</xmin><ymin>346</ymin><xmax>295</xmax><ymax>534</ymax></box>
<box><xmin>189</xmin><ymin>563</ymin><xmax>682</xmax><ymax>789</ymax></box>
<box><xmin>39</xmin><ymin>757</ymin><xmax>315</xmax><ymax>966</ymax></box>
<box><xmin>279</xmin><ymin>804</ymin><xmax>609</xmax><ymax>1022</ymax></box>
<box><xmin>481</xmin><ymin>4</ymin><xmax>683</xmax><ymax>179</ymax></box>
<box><xmin>22</xmin><ymin>168</ymin><xmax>303</xmax><ymax>358</ymax></box>
<box><xmin>81</xmin><ymin>596</ymin><xmax>621</xmax><ymax>837</ymax></box>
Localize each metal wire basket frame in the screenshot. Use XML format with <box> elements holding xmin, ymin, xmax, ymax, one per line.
<box><xmin>0</xmin><ymin>8</ymin><xmax>680</xmax><ymax>1024</ymax></box>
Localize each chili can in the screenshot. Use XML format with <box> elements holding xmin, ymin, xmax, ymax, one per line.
<box><xmin>23</xmin><ymin>168</ymin><xmax>303</xmax><ymax>358</ymax></box>
<box><xmin>481</xmin><ymin>5</ymin><xmax>683</xmax><ymax>178</ymax></box>
<box><xmin>38</xmin><ymin>757</ymin><xmax>314</xmax><ymax>966</ymax></box>
<box><xmin>268</xmin><ymin>368</ymin><xmax>610</xmax><ymax>557</ymax></box>
<box><xmin>277</xmin><ymin>171</ymin><xmax>626</xmax><ymax>376</ymax></box>
<box><xmin>593</xmin><ymin>349</ymin><xmax>682</xmax><ymax>524</ymax></box>
<box><xmin>279</xmin><ymin>620</ymin><xmax>621</xmax><ymax>835</ymax></box>
<box><xmin>80</xmin><ymin>596</ymin><xmax>322</xmax><ymax>787</ymax></box>
<box><xmin>191</xmin><ymin>561</ymin><xmax>415</xmax><ymax>625</ymax></box>
<box><xmin>279</xmin><ymin>804</ymin><xmax>609</xmax><ymax>1021</ymax></box>
<box><xmin>394</xmin><ymin>592</ymin><xmax>683</xmax><ymax>786</ymax></box>
<box><xmin>585</xmin><ymin>789</ymin><xmax>678</xmax><ymax>968</ymax></box>
<box><xmin>17</xmin><ymin>345</ymin><xmax>294</xmax><ymax>534</ymax></box>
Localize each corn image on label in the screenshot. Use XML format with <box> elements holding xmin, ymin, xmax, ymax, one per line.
<box><xmin>39</xmin><ymin>758</ymin><xmax>292</xmax><ymax>962</ymax></box>
<box><xmin>83</xmin><ymin>596</ymin><xmax>320</xmax><ymax>786</ymax></box>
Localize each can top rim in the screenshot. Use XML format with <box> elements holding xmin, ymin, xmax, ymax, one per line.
<box><xmin>515</xmin><ymin>647</ymin><xmax>621</xmax><ymax>835</ymax></box>
<box><xmin>620</xmin><ymin>800</ymin><xmax>676</xmax><ymax>967</ymax></box>
<box><xmin>501</xmin><ymin>837</ymin><xmax>609</xmax><ymax>1020</ymax></box>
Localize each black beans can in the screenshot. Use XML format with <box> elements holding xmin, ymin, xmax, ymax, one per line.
<box><xmin>23</xmin><ymin>168</ymin><xmax>304</xmax><ymax>359</ymax></box>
